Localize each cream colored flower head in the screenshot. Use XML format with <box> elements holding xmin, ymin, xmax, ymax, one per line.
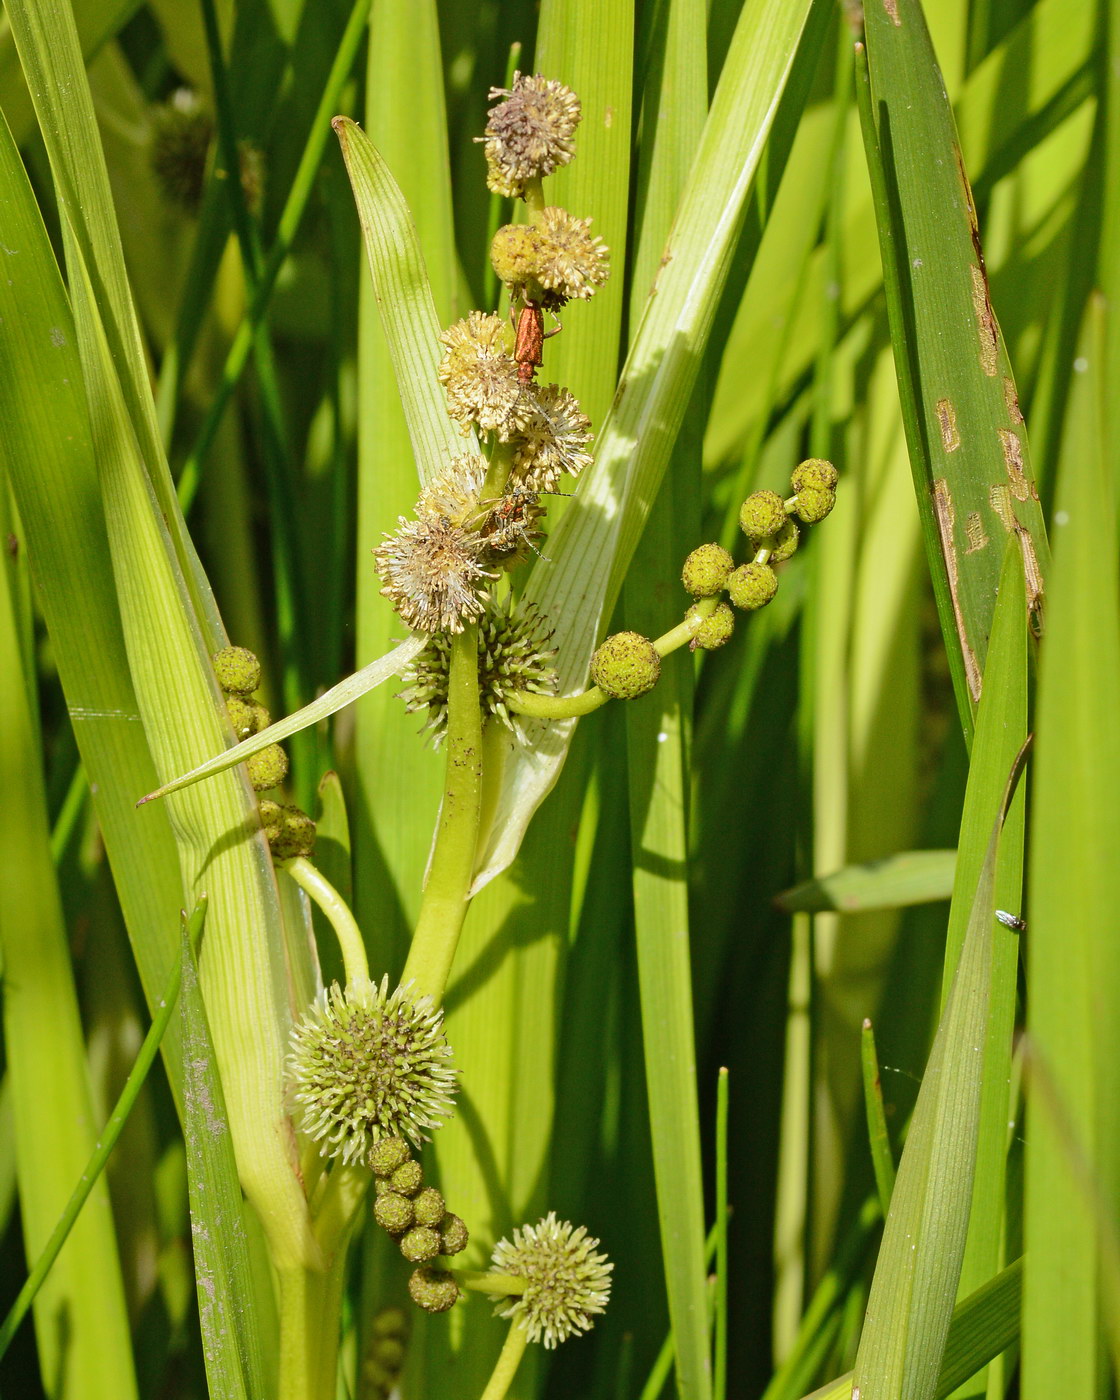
<box><xmin>438</xmin><ymin>311</ymin><xmax>531</xmax><ymax>438</ymax></box>
<box><xmin>487</xmin><ymin>1212</ymin><xmax>612</xmax><ymax>1348</ymax></box>
<box><xmin>512</xmin><ymin>385</ymin><xmax>593</xmax><ymax>491</ymax></box>
<box><xmin>481</xmin><ymin>73</ymin><xmax>581</xmax><ymax>199</ymax></box>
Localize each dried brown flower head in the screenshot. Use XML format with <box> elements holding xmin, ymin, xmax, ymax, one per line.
<box><xmin>481</xmin><ymin>73</ymin><xmax>581</xmax><ymax>199</ymax></box>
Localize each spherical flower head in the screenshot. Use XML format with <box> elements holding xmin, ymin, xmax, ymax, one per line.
<box><xmin>413</xmin><ymin>1187</ymin><xmax>446</xmax><ymax>1228</ymax></box>
<box><xmin>409</xmin><ymin>1267</ymin><xmax>459</xmax><ymax>1314</ymax></box>
<box><xmin>728</xmin><ymin>561</ymin><xmax>778</xmax><ymax>611</ymax></box>
<box><xmin>688</xmin><ymin>602</ymin><xmax>735</xmax><ymax>651</ymax></box>
<box><xmin>400</xmin><ymin>1226</ymin><xmax>442</xmax><ymax>1264</ymax></box>
<box><xmin>487</xmin><ymin>1212</ymin><xmax>613</xmax><ymax>1349</ymax></box>
<box><xmin>590</xmin><ymin>631</ymin><xmax>661</xmax><ymax>700</ymax></box>
<box><xmin>491</xmin><ymin>224</ymin><xmax>545</xmax><ymax>301</ymax></box>
<box><xmin>768</xmin><ymin>518</ymin><xmax>800</xmax><ymax>563</ymax></box>
<box><xmin>790</xmin><ymin>457</ymin><xmax>838</xmax><ymax>494</ymax></box>
<box><xmin>213</xmin><ymin>644</ymin><xmax>261</xmax><ymax>695</ymax></box>
<box><xmin>369</xmin><ymin>1135</ymin><xmax>412</xmax><ymax>1178</ymax></box>
<box><xmin>399</xmin><ymin>596</ymin><xmax>558</xmax><ymax>744</ymax></box>
<box><xmin>374</xmin><ymin>458</ymin><xmax>496</xmax><ymax>634</ymax></box>
<box><xmin>288</xmin><ymin>975</ymin><xmax>457</xmax><ymax>1164</ymax></box>
<box><xmin>739</xmin><ymin>490</ymin><xmax>788</xmax><ymax>541</ymax></box>
<box><xmin>532</xmin><ymin>207</ymin><xmax>609</xmax><ymax>309</ymax></box>
<box><xmin>247</xmin><ymin>742</ymin><xmax>288</xmax><ymax>793</ymax></box>
<box><xmin>793</xmin><ymin>485</ymin><xmax>836</xmax><ymax>525</ymax></box>
<box><xmin>150</xmin><ymin>90</ymin><xmax>213</xmax><ymax>213</ymax></box>
<box><xmin>374</xmin><ymin>1191</ymin><xmax>415</xmax><ymax>1236</ymax></box>
<box><xmin>438</xmin><ymin>312</ymin><xmax>528</xmax><ymax>438</ymax></box>
<box><xmin>390</xmin><ymin>1159</ymin><xmax>425</xmax><ymax>1197</ymax></box>
<box><xmin>226</xmin><ymin>694</ymin><xmax>258</xmax><ymax>740</ymax></box>
<box><xmin>439</xmin><ymin>1213</ymin><xmax>470</xmax><ymax>1256</ymax></box>
<box><xmin>681</xmin><ymin>543</ymin><xmax>734</xmax><ymax>597</ymax></box>
<box><xmin>481</xmin><ymin>73</ymin><xmax>581</xmax><ymax>199</ymax></box>
<box><xmin>512</xmin><ymin>385</ymin><xmax>594</xmax><ymax>490</ymax></box>
<box><xmin>267</xmin><ymin>804</ymin><xmax>316</xmax><ymax>861</ymax></box>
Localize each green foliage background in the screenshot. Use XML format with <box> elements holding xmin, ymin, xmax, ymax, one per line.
<box><xmin>0</xmin><ymin>0</ymin><xmax>1116</xmax><ymax>1398</ymax></box>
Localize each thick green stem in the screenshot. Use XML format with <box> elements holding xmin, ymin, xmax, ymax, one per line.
<box><xmin>479</xmin><ymin>1320</ymin><xmax>531</xmax><ymax>1400</ymax></box>
<box><xmin>282</xmin><ymin>856</ymin><xmax>369</xmax><ymax>985</ymax></box>
<box><xmin>522</xmin><ymin>177</ymin><xmax>546</xmax><ymax>219</ymax></box>
<box><xmin>276</xmin><ymin>1246</ymin><xmax>350</xmax><ymax>1400</ymax></box>
<box><xmin>403</xmin><ymin>623</ymin><xmax>483</xmax><ymax>1003</ymax></box>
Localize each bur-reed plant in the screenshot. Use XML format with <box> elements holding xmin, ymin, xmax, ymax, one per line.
<box><xmin>1</xmin><ymin>2</ymin><xmax>1118</xmax><ymax>1400</ymax></box>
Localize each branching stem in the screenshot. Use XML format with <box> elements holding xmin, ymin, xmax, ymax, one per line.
<box><xmin>282</xmin><ymin>856</ymin><xmax>369</xmax><ymax>985</ymax></box>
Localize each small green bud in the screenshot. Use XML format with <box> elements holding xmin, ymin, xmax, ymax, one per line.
<box><xmin>374</xmin><ymin>1176</ymin><xmax>394</xmax><ymax>1196</ymax></box>
<box><xmin>374</xmin><ymin>1191</ymin><xmax>415</xmax><ymax>1236</ymax></box>
<box><xmin>246</xmin><ymin>742</ymin><xmax>288</xmax><ymax>793</ymax></box>
<box><xmin>408</xmin><ymin>1267</ymin><xmax>459</xmax><ymax>1314</ymax></box>
<box><xmin>370</xmin><ymin>1306</ymin><xmax>409</xmax><ymax>1339</ymax></box>
<box><xmin>259</xmin><ymin>799</ymin><xmax>283</xmax><ymax>842</ymax></box>
<box><xmin>728</xmin><ymin>562</ymin><xmax>778</xmax><ymax>611</ymax></box>
<box><xmin>681</xmin><ymin>543</ymin><xmax>734</xmax><ymax>598</ymax></box>
<box><xmin>688</xmin><ymin>602</ymin><xmax>735</xmax><ymax>651</ymax></box>
<box><xmin>226</xmin><ymin>695</ymin><xmax>257</xmax><ymax>739</ymax></box>
<box><xmin>793</xmin><ymin>486</ymin><xmax>836</xmax><ymax>525</ymax></box>
<box><xmin>790</xmin><ymin>458</ymin><xmax>838</xmax><ymax>494</ymax></box>
<box><xmin>768</xmin><ymin>518</ymin><xmax>800</xmax><ymax>562</ymax></box>
<box><xmin>412</xmin><ymin>1187</ymin><xmax>446</xmax><ymax>1228</ymax></box>
<box><xmin>268</xmin><ymin>805</ymin><xmax>316</xmax><ymax>861</ymax></box>
<box><xmin>399</xmin><ymin>1226</ymin><xmax>442</xmax><ymax>1264</ymax></box>
<box><xmin>213</xmin><ymin>645</ymin><xmax>261</xmax><ymax>695</ymax></box>
<box><xmin>491</xmin><ymin>223</ymin><xmax>543</xmax><ymax>292</ymax></box>
<box><xmin>390</xmin><ymin>1160</ymin><xmax>424</xmax><ymax>1197</ymax></box>
<box><xmin>373</xmin><ymin>1337</ymin><xmax>405</xmax><ymax>1370</ymax></box>
<box><xmin>738</xmin><ymin>490</ymin><xmax>787</xmax><ymax>540</ymax></box>
<box><xmin>590</xmin><ymin>631</ymin><xmax>661</xmax><ymax>700</ymax></box>
<box><xmin>369</xmin><ymin>1136</ymin><xmax>412</xmax><ymax>1177</ymax></box>
<box><xmin>439</xmin><ymin>1212</ymin><xmax>469</xmax><ymax>1256</ymax></box>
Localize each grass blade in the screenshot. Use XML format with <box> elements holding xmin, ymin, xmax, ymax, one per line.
<box><xmin>776</xmin><ymin>851</ymin><xmax>956</xmax><ymax>914</ymax></box>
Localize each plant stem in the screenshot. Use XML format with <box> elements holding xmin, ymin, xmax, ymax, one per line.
<box><xmin>403</xmin><ymin>622</ymin><xmax>483</xmax><ymax>1003</ymax></box>
<box><xmin>479</xmin><ymin>1320</ymin><xmax>531</xmax><ymax>1400</ymax></box>
<box><xmin>276</xmin><ymin>1248</ymin><xmax>350</xmax><ymax>1400</ymax></box>
<box><xmin>282</xmin><ymin>856</ymin><xmax>369</xmax><ymax>984</ymax></box>
<box><xmin>523</xmin><ymin>177</ymin><xmax>546</xmax><ymax>219</ymax></box>
<box><xmin>455</xmin><ymin>1270</ymin><xmax>527</xmax><ymax>1298</ymax></box>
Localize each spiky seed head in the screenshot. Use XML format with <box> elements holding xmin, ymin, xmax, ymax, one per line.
<box><xmin>688</xmin><ymin>602</ymin><xmax>735</xmax><ymax>651</ymax></box>
<box><xmin>531</xmin><ymin>207</ymin><xmax>609</xmax><ymax>308</ymax></box>
<box><xmin>728</xmin><ymin>562</ymin><xmax>778</xmax><ymax>611</ymax></box>
<box><xmin>400</xmin><ymin>1227</ymin><xmax>442</xmax><ymax>1264</ymax></box>
<box><xmin>213</xmin><ymin>644</ymin><xmax>261</xmax><ymax>694</ymax></box>
<box><xmin>374</xmin><ymin>458</ymin><xmax>496</xmax><ymax>634</ymax></box>
<box><xmin>288</xmin><ymin>976</ymin><xmax>457</xmax><ymax>1164</ymax></box>
<box><xmin>793</xmin><ymin>486</ymin><xmax>836</xmax><ymax>524</ymax></box>
<box><xmin>438</xmin><ymin>312</ymin><xmax>528</xmax><ymax>437</ymax></box>
<box><xmin>412</xmin><ymin>1187</ymin><xmax>446</xmax><ymax>1228</ymax></box>
<box><xmin>439</xmin><ymin>1213</ymin><xmax>470</xmax><ymax>1256</ymax></box>
<box><xmin>267</xmin><ymin>805</ymin><xmax>316</xmax><ymax>861</ymax></box>
<box><xmin>398</xmin><ymin>597</ymin><xmax>558</xmax><ymax>745</ymax></box>
<box><xmin>738</xmin><ymin>490</ymin><xmax>788</xmax><ymax>540</ymax></box>
<box><xmin>480</xmin><ymin>73</ymin><xmax>581</xmax><ymax>199</ymax></box>
<box><xmin>369</xmin><ymin>1135</ymin><xmax>412</xmax><ymax>1178</ymax></box>
<box><xmin>512</xmin><ymin>385</ymin><xmax>594</xmax><ymax>490</ymax></box>
<box><xmin>490</xmin><ymin>224</ymin><xmax>544</xmax><ymax>299</ymax></box>
<box><xmin>150</xmin><ymin>90</ymin><xmax>213</xmax><ymax>212</ymax></box>
<box><xmin>681</xmin><ymin>543</ymin><xmax>734</xmax><ymax>597</ymax></box>
<box><xmin>408</xmin><ymin>1267</ymin><xmax>460</xmax><ymax>1314</ymax></box>
<box><xmin>374</xmin><ymin>1191</ymin><xmax>415</xmax><ymax>1236</ymax></box>
<box><xmin>790</xmin><ymin>458</ymin><xmax>838</xmax><ymax>494</ymax></box>
<box><xmin>390</xmin><ymin>1160</ymin><xmax>425</xmax><ymax>1197</ymax></box>
<box><xmin>590</xmin><ymin>632</ymin><xmax>661</xmax><ymax>700</ymax></box>
<box><xmin>247</xmin><ymin>743</ymin><xmax>288</xmax><ymax>793</ymax></box>
<box><xmin>488</xmin><ymin>1212</ymin><xmax>613</xmax><ymax>1349</ymax></box>
<box><xmin>768</xmin><ymin>518</ymin><xmax>800</xmax><ymax>562</ymax></box>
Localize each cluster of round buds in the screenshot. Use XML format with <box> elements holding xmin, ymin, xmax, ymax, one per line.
<box><xmin>486</xmin><ymin>1212</ymin><xmax>613</xmax><ymax>1348</ymax></box>
<box><xmin>212</xmin><ymin>645</ymin><xmax>288</xmax><ymax>793</ymax></box>
<box><xmin>398</xmin><ymin>596</ymin><xmax>558</xmax><ymax>744</ymax></box>
<box><xmin>369</xmin><ymin>1135</ymin><xmax>469</xmax><ymax>1313</ymax></box>
<box><xmin>287</xmin><ymin>976</ymin><xmax>457</xmax><ymax>1165</ymax></box>
<box><xmin>361</xmin><ymin>1307</ymin><xmax>409</xmax><ymax>1399</ymax></box>
<box><xmin>479</xmin><ymin>73</ymin><xmax>581</xmax><ymax>200</ymax></box>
